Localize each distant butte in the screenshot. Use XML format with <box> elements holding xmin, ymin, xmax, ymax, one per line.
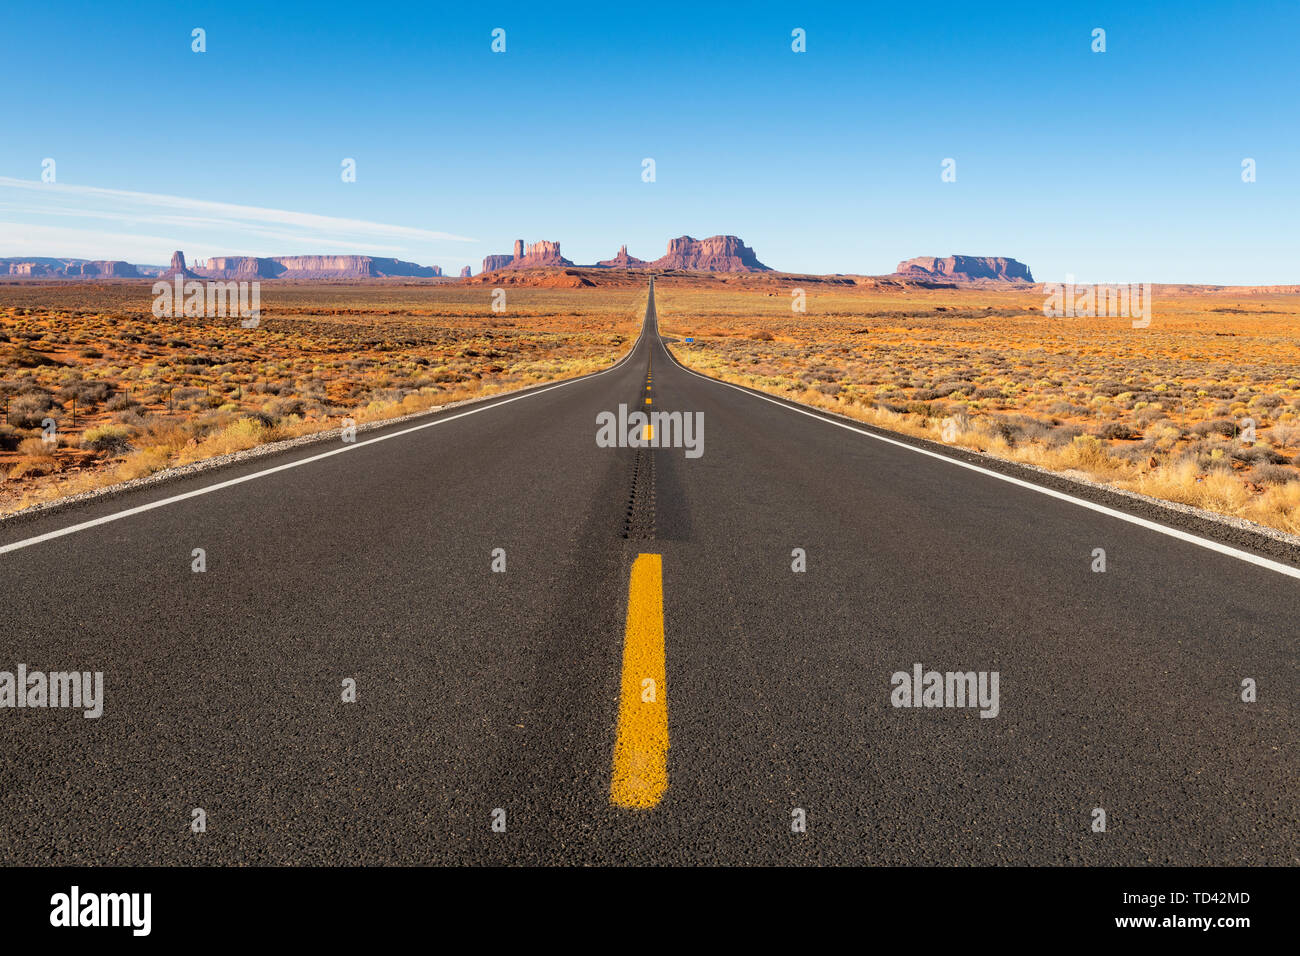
<box><xmin>195</xmin><ymin>255</ymin><xmax>442</xmax><ymax>279</ymax></box>
<box><xmin>479</xmin><ymin>235</ymin><xmax>771</xmax><ymax>274</ymax></box>
<box><xmin>650</xmin><ymin>235</ymin><xmax>770</xmax><ymax>272</ymax></box>
<box><xmin>894</xmin><ymin>255</ymin><xmax>1033</xmax><ymax>283</ymax></box>
<box><xmin>596</xmin><ymin>245</ymin><xmax>649</xmax><ymax>269</ymax></box>
<box><xmin>480</xmin><ymin>240</ymin><xmax>574</xmax><ymax>274</ymax></box>
<box><xmin>0</xmin><ymin>243</ymin><xmax>1037</xmax><ymax>284</ymax></box>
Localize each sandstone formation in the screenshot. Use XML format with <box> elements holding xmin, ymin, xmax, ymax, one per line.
<box><xmin>157</xmin><ymin>250</ymin><xmax>198</xmax><ymax>280</ymax></box>
<box><xmin>480</xmin><ymin>239</ymin><xmax>574</xmax><ymax>273</ymax></box>
<box><xmin>650</xmin><ymin>235</ymin><xmax>770</xmax><ymax>272</ymax></box>
<box><xmin>63</xmin><ymin>260</ymin><xmax>140</xmax><ymax>277</ymax></box>
<box><xmin>596</xmin><ymin>245</ymin><xmax>650</xmax><ymax>269</ymax></box>
<box><xmin>195</xmin><ymin>255</ymin><xmax>440</xmax><ymax>279</ymax></box>
<box><xmin>480</xmin><ymin>235</ymin><xmax>772</xmax><ymax>273</ymax></box>
<box><xmin>894</xmin><ymin>255</ymin><xmax>1033</xmax><ymax>283</ymax></box>
<box><xmin>2</xmin><ymin>262</ymin><xmax>56</xmax><ymax>276</ymax></box>
<box><xmin>2</xmin><ymin>235</ymin><xmax>779</xmax><ymax>279</ymax></box>
<box><xmin>201</xmin><ymin>256</ymin><xmax>282</xmax><ymax>279</ymax></box>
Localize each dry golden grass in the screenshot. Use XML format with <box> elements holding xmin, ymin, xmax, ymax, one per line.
<box><xmin>0</xmin><ymin>281</ymin><xmax>643</xmax><ymax>514</ymax></box>
<box><xmin>655</xmin><ymin>279</ymin><xmax>1300</xmax><ymax>535</ymax></box>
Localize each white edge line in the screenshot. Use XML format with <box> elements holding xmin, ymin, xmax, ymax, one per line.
<box><xmin>0</xmin><ymin>309</ymin><xmax>649</xmax><ymax>557</ymax></box>
<box><xmin>657</xmin><ymin>336</ymin><xmax>1300</xmax><ymax>581</ymax></box>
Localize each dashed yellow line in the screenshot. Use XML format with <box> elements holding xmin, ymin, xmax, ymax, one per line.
<box><xmin>644</xmin><ymin>423</ymin><xmax>654</xmax><ymax>441</ymax></box>
<box><xmin>610</xmin><ymin>554</ymin><xmax>668</xmax><ymax>809</ymax></box>
<box><xmin>645</xmin><ymin>398</ymin><xmax>652</xmax><ymax>405</ymax></box>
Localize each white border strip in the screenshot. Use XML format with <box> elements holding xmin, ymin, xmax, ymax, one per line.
<box><xmin>0</xmin><ymin>309</ymin><xmax>648</xmax><ymax>557</ymax></box>
<box><xmin>658</xmin><ymin>337</ymin><xmax>1300</xmax><ymax>580</ymax></box>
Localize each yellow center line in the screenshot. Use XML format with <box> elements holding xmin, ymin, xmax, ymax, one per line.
<box><xmin>645</xmin><ymin>398</ymin><xmax>652</xmax><ymax>405</ymax></box>
<box><xmin>644</xmin><ymin>423</ymin><xmax>654</xmax><ymax>441</ymax></box>
<box><xmin>610</xmin><ymin>553</ymin><xmax>668</xmax><ymax>809</ymax></box>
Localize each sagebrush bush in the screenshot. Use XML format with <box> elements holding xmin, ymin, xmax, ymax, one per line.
<box><xmin>1097</xmin><ymin>422</ymin><xmax>1142</xmax><ymax>440</ymax></box>
<box><xmin>8</xmin><ymin>392</ymin><xmax>57</xmax><ymax>428</ymax></box>
<box><xmin>16</xmin><ymin>436</ymin><xmax>54</xmax><ymax>458</ymax></box>
<box><xmin>1251</xmin><ymin>464</ymin><xmax>1299</xmax><ymax>485</ymax></box>
<box><xmin>80</xmin><ymin>424</ymin><xmax>132</xmax><ymax>455</ymax></box>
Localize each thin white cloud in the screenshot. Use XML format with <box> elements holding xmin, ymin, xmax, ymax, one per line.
<box><xmin>0</xmin><ymin>223</ymin><xmax>203</xmax><ymax>263</ymax></box>
<box><xmin>0</xmin><ymin>177</ymin><xmax>477</xmax><ymax>252</ymax></box>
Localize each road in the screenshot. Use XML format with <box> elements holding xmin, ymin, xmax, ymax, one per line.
<box><xmin>1</xmin><ymin>278</ymin><xmax>1295</xmax><ymax>865</ymax></box>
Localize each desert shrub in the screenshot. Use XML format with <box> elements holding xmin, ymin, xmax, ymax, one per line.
<box><xmin>1251</xmin><ymin>464</ymin><xmax>1300</xmax><ymax>484</ymax></box>
<box><xmin>300</xmin><ymin>377</ymin><xmax>328</xmax><ymax>399</ymax></box>
<box><xmin>8</xmin><ymin>457</ymin><xmax>57</xmax><ymax>479</ymax></box>
<box><xmin>1064</xmin><ymin>434</ymin><xmax>1114</xmax><ymax>469</ymax></box>
<box><xmin>81</xmin><ymin>424</ymin><xmax>133</xmax><ymax>455</ymax></box>
<box><xmin>1097</xmin><ymin>422</ymin><xmax>1142</xmax><ymax>440</ymax></box>
<box><xmin>241</xmin><ymin>410</ymin><xmax>277</xmax><ymax>428</ymax></box>
<box><xmin>5</xmin><ymin>346</ymin><xmax>62</xmax><ymax>368</ymax></box>
<box><xmin>58</xmin><ymin>379</ymin><xmax>114</xmax><ymax>406</ymax></box>
<box><xmin>268</xmin><ymin>397</ymin><xmax>306</xmax><ymax>418</ymax></box>
<box><xmin>1008</xmin><ymin>416</ymin><xmax>1056</xmax><ymax>445</ymax></box>
<box><xmin>1265</xmin><ymin>424</ymin><xmax>1300</xmax><ymax>447</ymax></box>
<box><xmin>17</xmin><ymin>436</ymin><xmax>55</xmax><ymax>458</ymax></box>
<box><xmin>1190</xmin><ymin>419</ymin><xmax>1238</xmax><ymax>438</ymax></box>
<box><xmin>1185</xmin><ymin>447</ymin><xmax>1234</xmax><ymax>472</ymax></box>
<box><xmin>1229</xmin><ymin>444</ymin><xmax>1285</xmax><ymax>465</ymax></box>
<box><xmin>749</xmin><ymin>330</ymin><xmax>774</xmax><ymax>341</ymax></box>
<box><xmin>1110</xmin><ymin>443</ymin><xmax>1157</xmax><ymax>465</ymax></box>
<box><xmin>983</xmin><ymin>417</ymin><xmax>1023</xmax><ymax>446</ymax></box>
<box><xmin>111</xmin><ymin>409</ymin><xmax>150</xmax><ymax>429</ymax></box>
<box><xmin>105</xmin><ymin>392</ymin><xmax>141</xmax><ymax>412</ymax></box>
<box><xmin>8</xmin><ymin>392</ymin><xmax>57</xmax><ymax>428</ymax></box>
<box><xmin>1047</xmin><ymin>401</ymin><xmax>1086</xmax><ymax>416</ymax></box>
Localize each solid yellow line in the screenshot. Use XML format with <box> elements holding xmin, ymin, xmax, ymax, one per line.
<box><xmin>644</xmin><ymin>423</ymin><xmax>654</xmax><ymax>441</ymax></box>
<box><xmin>610</xmin><ymin>554</ymin><xmax>668</xmax><ymax>809</ymax></box>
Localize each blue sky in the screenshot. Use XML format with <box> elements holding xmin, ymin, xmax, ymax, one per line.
<box><xmin>1</xmin><ymin>0</ymin><xmax>1296</xmax><ymax>283</ymax></box>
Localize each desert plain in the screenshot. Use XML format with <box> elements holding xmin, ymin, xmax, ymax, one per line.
<box><xmin>3</xmin><ymin>272</ymin><xmax>1300</xmax><ymax>536</ymax></box>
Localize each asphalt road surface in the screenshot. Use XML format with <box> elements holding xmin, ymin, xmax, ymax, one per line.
<box><xmin>1</xmin><ymin>279</ymin><xmax>1295</xmax><ymax>865</ymax></box>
